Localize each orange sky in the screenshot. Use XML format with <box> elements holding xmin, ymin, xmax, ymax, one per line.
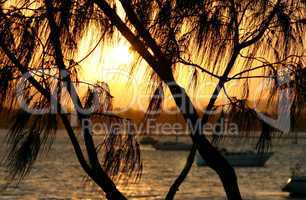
<box><xmin>76</xmin><ymin>27</ymin><xmax>271</xmax><ymax>112</ymax></box>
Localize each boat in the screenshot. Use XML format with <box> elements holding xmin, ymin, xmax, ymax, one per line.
<box><xmin>153</xmin><ymin>141</ymin><xmax>192</xmax><ymax>151</ymax></box>
<box><xmin>139</xmin><ymin>136</ymin><xmax>158</xmax><ymax>145</ymax></box>
<box><xmin>152</xmin><ymin>135</ymin><xmax>192</xmax><ymax>151</ymax></box>
<box><xmin>282</xmin><ymin>176</ymin><xmax>306</xmax><ymax>197</ymax></box>
<box><xmin>196</xmin><ymin>150</ymin><xmax>273</xmax><ymax>167</ymax></box>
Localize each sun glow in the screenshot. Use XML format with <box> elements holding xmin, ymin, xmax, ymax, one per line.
<box><xmin>76</xmin><ymin>28</ymin><xmax>139</xmax><ymax>107</ymax></box>
<box><xmin>108</xmin><ymin>45</ymin><xmax>132</xmax><ymax>67</ymax></box>
<box><xmin>78</xmin><ymin>35</ymin><xmax>133</xmax><ymax>83</ymax></box>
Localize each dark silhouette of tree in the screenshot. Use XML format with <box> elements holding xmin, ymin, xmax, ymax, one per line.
<box><xmin>0</xmin><ymin>1</ymin><xmax>140</xmax><ymax>199</ymax></box>
<box><xmin>0</xmin><ymin>0</ymin><xmax>305</xmax><ymax>200</ymax></box>
<box><xmin>93</xmin><ymin>1</ymin><xmax>305</xmax><ymax>199</ymax></box>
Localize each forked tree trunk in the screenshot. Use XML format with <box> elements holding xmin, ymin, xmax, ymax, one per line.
<box><xmin>44</xmin><ymin>1</ymin><xmax>128</xmax><ymax>198</ymax></box>
<box><xmin>93</xmin><ymin>1</ymin><xmax>243</xmax><ymax>199</ymax></box>
<box><xmin>166</xmin><ymin>79</ymin><xmax>242</xmax><ymax>200</ymax></box>
<box><xmin>0</xmin><ymin>38</ymin><xmax>127</xmax><ymax>200</ymax></box>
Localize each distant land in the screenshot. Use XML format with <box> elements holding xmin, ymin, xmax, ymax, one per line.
<box><xmin>1</xmin><ymin>106</ymin><xmax>306</xmax><ymax>133</ymax></box>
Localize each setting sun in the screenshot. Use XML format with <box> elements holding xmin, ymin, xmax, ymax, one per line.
<box><xmin>108</xmin><ymin>45</ymin><xmax>132</xmax><ymax>67</ymax></box>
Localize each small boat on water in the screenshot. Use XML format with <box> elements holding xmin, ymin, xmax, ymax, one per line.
<box><xmin>282</xmin><ymin>176</ymin><xmax>306</xmax><ymax>197</ymax></box>
<box><xmin>152</xmin><ymin>135</ymin><xmax>192</xmax><ymax>151</ymax></box>
<box><xmin>139</xmin><ymin>136</ymin><xmax>158</xmax><ymax>145</ymax></box>
<box><xmin>196</xmin><ymin>150</ymin><xmax>273</xmax><ymax>167</ymax></box>
<box><xmin>153</xmin><ymin>141</ymin><xmax>192</xmax><ymax>151</ymax></box>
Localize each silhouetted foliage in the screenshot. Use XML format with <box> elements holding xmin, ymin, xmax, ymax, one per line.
<box><xmin>0</xmin><ymin>0</ymin><xmax>305</xmax><ymax>199</ymax></box>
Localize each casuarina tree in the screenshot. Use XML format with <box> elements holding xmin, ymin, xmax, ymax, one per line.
<box><xmin>0</xmin><ymin>0</ymin><xmax>305</xmax><ymax>200</ymax></box>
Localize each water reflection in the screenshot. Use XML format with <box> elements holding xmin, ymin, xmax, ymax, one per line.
<box><xmin>1</xmin><ymin>132</ymin><xmax>306</xmax><ymax>200</ymax></box>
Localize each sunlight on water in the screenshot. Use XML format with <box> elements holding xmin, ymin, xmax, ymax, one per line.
<box><xmin>1</xmin><ymin>130</ymin><xmax>306</xmax><ymax>200</ymax></box>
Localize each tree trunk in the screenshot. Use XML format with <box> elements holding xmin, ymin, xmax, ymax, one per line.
<box><xmin>167</xmin><ymin>81</ymin><xmax>243</xmax><ymax>200</ymax></box>
<box><xmin>166</xmin><ymin>144</ymin><xmax>197</xmax><ymax>200</ymax></box>
<box><xmin>0</xmin><ymin>37</ymin><xmax>127</xmax><ymax>200</ymax></box>
<box><xmin>93</xmin><ymin>2</ymin><xmax>242</xmax><ymax>199</ymax></box>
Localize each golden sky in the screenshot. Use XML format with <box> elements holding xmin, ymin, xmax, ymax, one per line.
<box><xmin>5</xmin><ymin>1</ymin><xmax>303</xmax><ymax>113</ymax></box>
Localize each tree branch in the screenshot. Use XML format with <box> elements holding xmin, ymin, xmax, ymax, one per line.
<box><xmin>178</xmin><ymin>58</ymin><xmax>222</xmax><ymax>79</ymax></box>
<box><xmin>93</xmin><ymin>0</ymin><xmax>173</xmax><ymax>82</ymax></box>
<box><xmin>239</xmin><ymin>0</ymin><xmax>280</xmax><ymax>49</ymax></box>
<box><xmin>119</xmin><ymin>0</ymin><xmax>165</xmax><ymax>61</ymax></box>
<box><xmin>0</xmin><ymin>35</ymin><xmax>92</xmax><ymax>178</ymax></box>
<box><xmin>43</xmin><ymin>1</ymin><xmax>127</xmax><ymax>198</ymax></box>
<box><xmin>165</xmin><ymin>144</ymin><xmax>197</xmax><ymax>200</ymax></box>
